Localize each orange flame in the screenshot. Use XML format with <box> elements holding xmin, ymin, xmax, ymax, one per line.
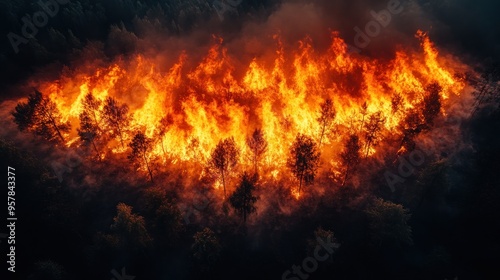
<box><xmin>32</xmin><ymin>30</ymin><xmax>468</xmax><ymax>197</ymax></box>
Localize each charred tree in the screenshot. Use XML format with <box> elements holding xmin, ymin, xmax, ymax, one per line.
<box><xmin>78</xmin><ymin>92</ymin><xmax>102</xmax><ymax>156</ymax></box>
<box><xmin>363</xmin><ymin>111</ymin><xmax>386</xmax><ymax>158</ymax></box>
<box><xmin>422</xmin><ymin>82</ymin><xmax>442</xmax><ymax>129</ymax></box>
<box><xmin>229</xmin><ymin>172</ymin><xmax>258</xmax><ymax>223</ymax></box>
<box><xmin>359</xmin><ymin>102</ymin><xmax>368</xmax><ymax>132</ymax></box>
<box><xmin>399</xmin><ymin>82</ymin><xmax>442</xmax><ymax>153</ymax></box>
<box><xmin>78</xmin><ymin>112</ymin><xmax>100</xmax><ymax>155</ymax></box>
<box><xmin>128</xmin><ymin>131</ymin><xmax>154</xmax><ymax>182</ymax></box>
<box><xmin>340</xmin><ymin>134</ymin><xmax>361</xmax><ymax>187</ymax></box>
<box><xmin>156</xmin><ymin>113</ymin><xmax>174</xmax><ymax>158</ymax></box>
<box><xmin>209</xmin><ymin>137</ymin><xmax>239</xmax><ymax>198</ymax></box>
<box><xmin>82</xmin><ymin>92</ymin><xmax>101</xmax><ymax>129</ymax></box>
<box><xmin>246</xmin><ymin>128</ymin><xmax>268</xmax><ymax>175</ymax></box>
<box><xmin>287</xmin><ymin>134</ymin><xmax>321</xmax><ymax>195</ymax></box>
<box><xmin>102</xmin><ymin>96</ymin><xmax>130</xmax><ymax>149</ymax></box>
<box><xmin>317</xmin><ymin>98</ymin><xmax>336</xmax><ymax>146</ymax></box>
<box><xmin>391</xmin><ymin>92</ymin><xmax>404</xmax><ymax>114</ymax></box>
<box><xmin>12</xmin><ymin>90</ymin><xmax>70</xmax><ymax>143</ymax></box>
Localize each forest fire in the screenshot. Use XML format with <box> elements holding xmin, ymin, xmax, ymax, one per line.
<box><xmin>4</xmin><ymin>1</ymin><xmax>500</xmax><ymax>278</ymax></box>
<box><xmin>14</xmin><ymin>29</ymin><xmax>468</xmax><ymax>198</ymax></box>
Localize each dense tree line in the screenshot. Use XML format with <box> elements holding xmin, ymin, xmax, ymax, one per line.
<box><xmin>0</xmin><ymin>0</ymin><xmax>280</xmax><ymax>89</ymax></box>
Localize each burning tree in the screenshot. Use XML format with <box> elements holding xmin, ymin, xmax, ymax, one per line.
<box><xmin>155</xmin><ymin>113</ymin><xmax>174</xmax><ymax>157</ymax></box>
<box><xmin>246</xmin><ymin>128</ymin><xmax>268</xmax><ymax>174</ymax></box>
<box><xmin>229</xmin><ymin>172</ymin><xmax>258</xmax><ymax>223</ymax></box>
<box><xmin>209</xmin><ymin>137</ymin><xmax>240</xmax><ymax>198</ymax></box>
<box><xmin>128</xmin><ymin>131</ymin><xmax>154</xmax><ymax>182</ymax></box>
<box><xmin>391</xmin><ymin>92</ymin><xmax>404</xmax><ymax>114</ymax></box>
<box><xmin>400</xmin><ymin>82</ymin><xmax>443</xmax><ymax>152</ymax></box>
<box><xmin>363</xmin><ymin>111</ymin><xmax>386</xmax><ymax>158</ymax></box>
<box><xmin>102</xmin><ymin>96</ymin><xmax>129</xmax><ymax>149</ymax></box>
<box><xmin>78</xmin><ymin>92</ymin><xmax>102</xmax><ymax>156</ymax></box>
<box><xmin>422</xmin><ymin>82</ymin><xmax>442</xmax><ymax>128</ymax></box>
<box><xmin>340</xmin><ymin>134</ymin><xmax>361</xmax><ymax>187</ymax></box>
<box><xmin>287</xmin><ymin>134</ymin><xmax>321</xmax><ymax>196</ymax></box>
<box><xmin>81</xmin><ymin>92</ymin><xmax>101</xmax><ymax>128</ymax></box>
<box><xmin>12</xmin><ymin>90</ymin><xmax>70</xmax><ymax>143</ymax></box>
<box><xmin>359</xmin><ymin>102</ymin><xmax>368</xmax><ymax>131</ymax></box>
<box><xmin>317</xmin><ymin>98</ymin><xmax>336</xmax><ymax>146</ymax></box>
<box><xmin>78</xmin><ymin>112</ymin><xmax>100</xmax><ymax>156</ymax></box>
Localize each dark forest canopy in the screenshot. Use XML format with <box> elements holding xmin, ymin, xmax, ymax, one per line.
<box><xmin>1</xmin><ymin>0</ymin><xmax>499</xmax><ymax>92</ymax></box>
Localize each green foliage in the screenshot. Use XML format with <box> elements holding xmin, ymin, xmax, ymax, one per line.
<box><xmin>306</xmin><ymin>227</ymin><xmax>338</xmax><ymax>260</ymax></box>
<box><xmin>27</xmin><ymin>260</ymin><xmax>66</xmax><ymax>280</ymax></box>
<box><xmin>191</xmin><ymin>227</ymin><xmax>221</xmax><ymax>271</ymax></box>
<box><xmin>111</xmin><ymin>202</ymin><xmax>152</xmax><ymax>249</ymax></box>
<box><xmin>155</xmin><ymin>200</ymin><xmax>184</xmax><ymax>240</ymax></box>
<box><xmin>142</xmin><ymin>187</ymin><xmax>184</xmax><ymax>242</ymax></box>
<box><xmin>365</xmin><ymin>198</ymin><xmax>413</xmax><ymax>248</ymax></box>
<box><xmin>414</xmin><ymin>159</ymin><xmax>449</xmax><ymax>205</ymax></box>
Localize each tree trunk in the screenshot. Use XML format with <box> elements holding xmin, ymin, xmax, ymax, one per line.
<box><xmin>143</xmin><ymin>153</ymin><xmax>154</xmax><ymax>183</ymax></box>
<box><xmin>118</xmin><ymin>128</ymin><xmax>125</xmax><ymax>149</ymax></box>
<box><xmin>46</xmin><ymin>111</ymin><xmax>65</xmax><ymax>143</ymax></box>
<box><xmin>253</xmin><ymin>154</ymin><xmax>258</xmax><ymax>175</ymax></box>
<box><xmin>161</xmin><ymin>137</ymin><xmax>167</xmax><ymax>158</ymax></box>
<box><xmin>298</xmin><ymin>173</ymin><xmax>303</xmax><ymax>195</ymax></box>
<box><xmin>365</xmin><ymin>141</ymin><xmax>371</xmax><ymax>158</ymax></box>
<box><xmin>53</xmin><ymin>121</ymin><xmax>65</xmax><ymax>143</ymax></box>
<box><xmin>319</xmin><ymin>123</ymin><xmax>326</xmax><ymax>146</ymax></box>
<box><xmin>91</xmin><ymin>139</ymin><xmax>100</xmax><ymax>159</ymax></box>
<box><xmin>222</xmin><ymin>170</ymin><xmax>226</xmax><ymax>199</ymax></box>
<box><xmin>342</xmin><ymin>166</ymin><xmax>350</xmax><ymax>187</ymax></box>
